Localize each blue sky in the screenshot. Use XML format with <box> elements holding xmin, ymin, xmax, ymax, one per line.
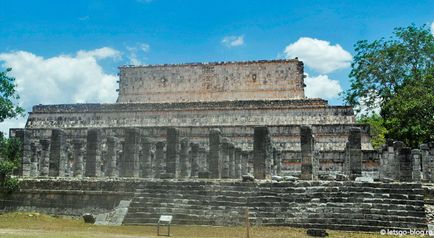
<box><xmin>0</xmin><ymin>0</ymin><xmax>433</xmax><ymax>133</ymax></box>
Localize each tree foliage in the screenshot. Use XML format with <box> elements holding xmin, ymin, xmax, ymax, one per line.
<box><xmin>0</xmin><ymin>134</ymin><xmax>21</xmax><ymax>193</ymax></box>
<box><xmin>0</xmin><ymin>68</ymin><xmax>24</xmax><ymax>193</ymax></box>
<box><xmin>343</xmin><ymin>24</ymin><xmax>434</xmax><ymax>146</ymax></box>
<box><xmin>0</xmin><ymin>68</ymin><xmax>24</xmax><ymax>122</ymax></box>
<box><xmin>357</xmin><ymin>114</ymin><xmax>387</xmax><ymax>150</ymax></box>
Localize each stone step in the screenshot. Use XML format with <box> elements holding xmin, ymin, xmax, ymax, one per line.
<box><xmin>249</xmin><ymin>217</ymin><xmax>427</xmax><ymax>230</ymax></box>
<box><xmin>250</xmin><ymin>207</ymin><xmax>425</xmax><ymax>217</ymax></box>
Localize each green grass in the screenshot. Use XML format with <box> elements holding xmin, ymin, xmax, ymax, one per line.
<box><xmin>0</xmin><ymin>212</ymin><xmax>426</xmax><ymax>238</ymax></box>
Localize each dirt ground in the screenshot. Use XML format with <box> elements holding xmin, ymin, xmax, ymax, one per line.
<box><xmin>0</xmin><ymin>212</ymin><xmax>426</xmax><ymax>238</ymax></box>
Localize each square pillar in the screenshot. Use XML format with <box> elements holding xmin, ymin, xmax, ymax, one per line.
<box><xmin>253</xmin><ymin>127</ymin><xmax>272</xmax><ymax>179</ymax></box>
<box><xmin>209</xmin><ymin>129</ymin><xmax>222</xmax><ymax>179</ymax></box>
<box><xmin>49</xmin><ymin>129</ymin><xmax>66</xmax><ymax>177</ymax></box>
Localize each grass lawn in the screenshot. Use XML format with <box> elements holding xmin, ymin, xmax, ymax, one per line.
<box><xmin>0</xmin><ymin>212</ymin><xmax>426</xmax><ymax>238</ymax></box>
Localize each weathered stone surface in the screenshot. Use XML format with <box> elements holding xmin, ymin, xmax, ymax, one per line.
<box><xmin>306</xmin><ymin>228</ymin><xmax>328</xmax><ymax>237</ymax></box>
<box><xmin>82</xmin><ymin>213</ymin><xmax>96</xmax><ymax>224</ymax></box>
<box><xmin>165</xmin><ymin>128</ymin><xmax>179</xmax><ymax>178</ymax></box>
<box><xmin>234</xmin><ymin>147</ymin><xmax>242</xmax><ymax>178</ymax></box>
<box><xmin>105</xmin><ymin>137</ymin><xmax>118</xmax><ymax>177</ymax></box>
<box><xmin>72</xmin><ymin>139</ymin><xmax>84</xmax><ymax>177</ymax></box>
<box><xmin>140</xmin><ymin>137</ymin><xmax>152</xmax><ymax>178</ymax></box>
<box><xmin>399</xmin><ymin>147</ymin><xmax>412</xmax><ymax>182</ymax></box>
<box><xmin>253</xmin><ymin>127</ymin><xmax>272</xmax><ymax>179</ymax></box>
<box><xmin>49</xmin><ymin>129</ymin><xmax>66</xmax><ymax>177</ymax></box>
<box><xmin>179</xmin><ymin>138</ymin><xmax>189</xmax><ymax>178</ymax></box>
<box><xmin>121</xmin><ymin>128</ymin><xmax>141</xmax><ymax>178</ymax></box>
<box><xmin>154</xmin><ymin>142</ymin><xmax>165</xmax><ymax>179</ymax></box>
<box><xmin>355</xmin><ymin>176</ymin><xmax>374</xmax><ymax>183</ymax></box>
<box><xmin>347</xmin><ymin>127</ymin><xmax>362</xmax><ymax>180</ymax></box>
<box><xmin>117</xmin><ymin>60</ymin><xmax>305</xmax><ymax>103</ymax></box>
<box><xmin>85</xmin><ymin>129</ymin><xmax>101</xmax><ymax>177</ymax></box>
<box><xmin>189</xmin><ymin>143</ymin><xmax>199</xmax><ymax>177</ymax></box>
<box><xmin>39</xmin><ymin>139</ymin><xmax>50</xmax><ymax>177</ymax></box>
<box><xmin>300</xmin><ymin>126</ymin><xmax>314</xmax><ymax>180</ymax></box>
<box><xmin>242</xmin><ymin>174</ymin><xmax>255</xmax><ymax>182</ymax></box>
<box><xmin>209</xmin><ymin>129</ymin><xmax>222</xmax><ymax>179</ymax></box>
<box><xmin>221</xmin><ymin>138</ymin><xmax>230</xmax><ymax>178</ymax></box>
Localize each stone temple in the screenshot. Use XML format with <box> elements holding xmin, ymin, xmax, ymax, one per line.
<box><xmin>3</xmin><ymin>59</ymin><xmax>434</xmax><ymax>231</ymax></box>
<box><xmin>13</xmin><ymin>59</ymin><xmax>374</xmax><ymax>177</ymax></box>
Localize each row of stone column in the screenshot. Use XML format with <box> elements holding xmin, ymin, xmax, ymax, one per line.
<box><xmin>208</xmin><ymin>129</ymin><xmax>255</xmax><ymax>179</ymax></box>
<box><xmin>380</xmin><ymin>140</ymin><xmax>434</xmax><ymax>182</ymax></box>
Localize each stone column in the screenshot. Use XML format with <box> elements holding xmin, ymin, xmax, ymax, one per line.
<box><xmin>198</xmin><ymin>147</ymin><xmax>209</xmax><ymax>178</ymax></box>
<box><xmin>347</xmin><ymin>127</ymin><xmax>362</xmax><ymax>180</ymax></box>
<box><xmin>116</xmin><ymin>141</ymin><xmax>124</xmax><ymax>177</ymax></box>
<box><xmin>121</xmin><ymin>128</ymin><xmax>141</xmax><ymax>178</ymax></box>
<box><xmin>241</xmin><ymin>150</ymin><xmax>249</xmax><ymax>175</ymax></box>
<box><xmin>39</xmin><ymin>139</ymin><xmax>50</xmax><ymax>177</ymax></box>
<box><xmin>85</xmin><ymin>129</ymin><xmax>102</xmax><ymax>177</ymax></box>
<box><xmin>429</xmin><ymin>142</ymin><xmax>434</xmax><ymax>182</ymax></box>
<box><xmin>392</xmin><ymin>141</ymin><xmax>405</xmax><ymax>181</ymax></box>
<box><xmin>399</xmin><ymin>147</ymin><xmax>412</xmax><ymax>182</ymax></box>
<box><xmin>179</xmin><ymin>138</ymin><xmax>189</xmax><ymax>178</ymax></box>
<box><xmin>30</xmin><ymin>142</ymin><xmax>39</xmax><ymax>177</ymax></box>
<box><xmin>190</xmin><ymin>143</ymin><xmax>199</xmax><ymax>177</ymax></box>
<box><xmin>228</xmin><ymin>143</ymin><xmax>235</xmax><ymax>178</ymax></box>
<box><xmin>165</xmin><ymin>128</ymin><xmax>179</xmax><ymax>178</ymax></box>
<box><xmin>276</xmin><ymin>151</ymin><xmax>282</xmax><ymax>176</ymax></box>
<box><xmin>234</xmin><ymin>147</ymin><xmax>241</xmax><ymax>178</ymax></box>
<box><xmin>72</xmin><ymin>139</ymin><xmax>84</xmax><ymax>177</ymax></box>
<box><xmin>421</xmin><ymin>144</ymin><xmax>430</xmax><ymax>182</ymax></box>
<box><xmin>49</xmin><ymin>129</ymin><xmax>66</xmax><ymax>177</ymax></box>
<box><xmin>312</xmin><ymin>151</ymin><xmax>320</xmax><ymax>180</ymax></box>
<box><xmin>221</xmin><ymin>138</ymin><xmax>230</xmax><ymax>179</ymax></box>
<box><xmin>140</xmin><ymin>137</ymin><xmax>152</xmax><ymax>178</ymax></box>
<box><xmin>253</xmin><ymin>127</ymin><xmax>272</xmax><ymax>179</ymax></box>
<box><xmin>300</xmin><ymin>126</ymin><xmax>314</xmax><ymax>180</ymax></box>
<box><xmin>155</xmin><ymin>142</ymin><xmax>165</xmax><ymax>179</ymax></box>
<box><xmin>106</xmin><ymin>136</ymin><xmax>118</xmax><ymax>177</ymax></box>
<box><xmin>209</xmin><ymin>129</ymin><xmax>222</xmax><ymax>179</ymax></box>
<box><xmin>21</xmin><ymin>130</ymin><xmax>32</xmax><ymax>177</ymax></box>
<box><xmin>411</xmin><ymin>149</ymin><xmax>422</xmax><ymax>182</ymax></box>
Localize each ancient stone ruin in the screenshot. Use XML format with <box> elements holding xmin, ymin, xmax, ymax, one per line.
<box><xmin>2</xmin><ymin>59</ymin><xmax>434</xmax><ymax>231</ymax></box>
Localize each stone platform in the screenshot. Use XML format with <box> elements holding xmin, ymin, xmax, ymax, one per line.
<box><xmin>0</xmin><ymin>178</ymin><xmax>427</xmax><ymax>232</ymax></box>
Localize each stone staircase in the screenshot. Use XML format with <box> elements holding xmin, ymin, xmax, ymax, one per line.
<box><xmin>123</xmin><ymin>180</ymin><xmax>427</xmax><ymax>231</ymax></box>
<box><xmin>95</xmin><ymin>200</ymin><xmax>131</xmax><ymax>225</ymax></box>
<box><xmin>250</xmin><ymin>182</ymin><xmax>427</xmax><ymax>231</ymax></box>
<box><xmin>123</xmin><ymin>180</ymin><xmax>253</xmax><ymax>226</ymax></box>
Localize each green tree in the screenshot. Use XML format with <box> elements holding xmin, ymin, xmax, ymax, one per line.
<box><xmin>0</xmin><ymin>134</ymin><xmax>21</xmax><ymax>193</ymax></box>
<box><xmin>0</xmin><ymin>68</ymin><xmax>24</xmax><ymax>122</ymax></box>
<box><xmin>343</xmin><ymin>24</ymin><xmax>434</xmax><ymax>146</ymax></box>
<box><xmin>357</xmin><ymin>114</ymin><xmax>387</xmax><ymax>150</ymax></box>
<box><xmin>0</xmin><ymin>68</ymin><xmax>24</xmax><ymax>193</ymax></box>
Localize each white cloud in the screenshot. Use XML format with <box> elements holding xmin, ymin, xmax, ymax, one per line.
<box><xmin>221</xmin><ymin>35</ymin><xmax>244</xmax><ymax>47</ymax></box>
<box><xmin>76</xmin><ymin>47</ymin><xmax>121</xmax><ymax>60</ymax></box>
<box><xmin>304</xmin><ymin>74</ymin><xmax>342</xmax><ymax>99</ymax></box>
<box><xmin>0</xmin><ymin>48</ymin><xmax>120</xmax><ymax>134</ymax></box>
<box><xmin>431</xmin><ymin>21</ymin><xmax>434</xmax><ymax>35</ymax></box>
<box><xmin>127</xmin><ymin>43</ymin><xmax>150</xmax><ymax>65</ymax></box>
<box><xmin>284</xmin><ymin>37</ymin><xmax>352</xmax><ymax>74</ymax></box>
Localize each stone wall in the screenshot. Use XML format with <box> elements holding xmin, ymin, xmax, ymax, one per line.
<box><xmin>0</xmin><ymin>179</ymin><xmax>426</xmax><ymax>232</ymax></box>
<box><xmin>117</xmin><ymin>60</ymin><xmax>305</xmax><ymax>103</ymax></box>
